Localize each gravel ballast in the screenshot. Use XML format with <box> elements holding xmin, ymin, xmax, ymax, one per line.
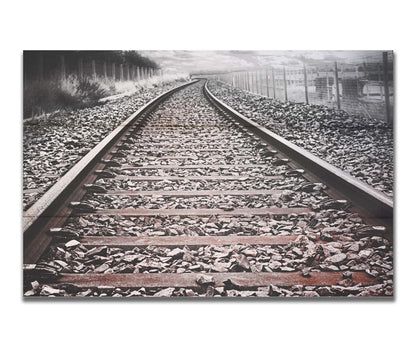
<box><xmin>207</xmin><ymin>81</ymin><xmax>394</xmax><ymax>197</ymax></box>
<box><xmin>24</xmin><ymin>81</ymin><xmax>393</xmax><ymax>297</ymax></box>
<box><xmin>23</xmin><ymin>80</ymin><xmax>187</xmax><ymax>210</ymax></box>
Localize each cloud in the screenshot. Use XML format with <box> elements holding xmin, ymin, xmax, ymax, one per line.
<box><xmin>139</xmin><ymin>50</ymin><xmax>385</xmax><ymax>74</ymax></box>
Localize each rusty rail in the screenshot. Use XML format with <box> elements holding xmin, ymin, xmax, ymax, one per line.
<box><xmin>203</xmin><ymin>80</ymin><xmax>393</xmax><ymax>233</ymax></box>
<box><xmin>23</xmin><ymin>80</ymin><xmax>198</xmax><ymax>263</ymax></box>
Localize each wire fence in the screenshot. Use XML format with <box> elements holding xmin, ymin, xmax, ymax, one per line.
<box><xmin>198</xmin><ymin>51</ymin><xmax>393</xmax><ymax>124</ymax></box>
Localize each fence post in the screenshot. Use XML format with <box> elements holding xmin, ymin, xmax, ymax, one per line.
<box><xmin>240</xmin><ymin>72</ymin><xmax>243</xmax><ymax>89</ymax></box>
<box><xmin>303</xmin><ymin>64</ymin><xmax>309</xmax><ymax>104</ymax></box>
<box><xmin>334</xmin><ymin>61</ymin><xmax>341</xmax><ymax>110</ymax></box>
<box><xmin>257</xmin><ymin>71</ymin><xmax>261</xmax><ymax>95</ymax></box>
<box><xmin>378</xmin><ymin>63</ymin><xmax>384</xmax><ymax>100</ymax></box>
<box><xmin>78</xmin><ymin>58</ymin><xmax>83</xmax><ymax>78</ymax></box>
<box><xmin>60</xmin><ymin>55</ymin><xmax>65</xmax><ymax>80</ymax></box>
<box><xmin>246</xmin><ymin>72</ymin><xmax>250</xmax><ymax>92</ymax></box>
<box><xmin>283</xmin><ymin>67</ymin><xmax>288</xmax><ymax>102</ymax></box>
<box><xmin>266</xmin><ymin>70</ymin><xmax>270</xmax><ymax>97</ymax></box>
<box><xmin>37</xmin><ymin>53</ymin><xmax>44</xmax><ymax>81</ymax></box>
<box><xmin>355</xmin><ymin>66</ymin><xmax>359</xmax><ymax>96</ymax></box>
<box><xmin>326</xmin><ymin>69</ymin><xmax>330</xmax><ymax>101</ymax></box>
<box><xmin>92</xmin><ymin>60</ymin><xmax>96</xmax><ymax>80</ymax></box>
<box><xmin>250</xmin><ymin>71</ymin><xmax>253</xmax><ymax>92</ymax></box>
<box><xmin>363</xmin><ymin>58</ymin><xmax>368</xmax><ymax>84</ymax></box>
<box><xmin>271</xmin><ymin>69</ymin><xmax>276</xmax><ymax>99</ymax></box>
<box><xmin>378</xmin><ymin>63</ymin><xmax>382</xmax><ymax>82</ymax></box>
<box><xmin>383</xmin><ymin>51</ymin><xmax>392</xmax><ymax>125</ymax></box>
<box><xmin>103</xmin><ymin>61</ymin><xmax>107</xmax><ymax>79</ymax></box>
<box><xmin>245</xmin><ymin>72</ymin><xmax>249</xmax><ymax>90</ymax></box>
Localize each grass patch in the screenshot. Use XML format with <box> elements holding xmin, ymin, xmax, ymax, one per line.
<box><xmin>24</xmin><ymin>76</ymin><xmax>108</xmax><ymax>118</ymax></box>
<box><xmin>24</xmin><ymin>73</ymin><xmax>189</xmax><ymax>119</ymax></box>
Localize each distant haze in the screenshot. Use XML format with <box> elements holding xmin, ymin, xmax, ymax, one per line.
<box><xmin>140</xmin><ymin>50</ymin><xmax>384</xmax><ymax>74</ymax></box>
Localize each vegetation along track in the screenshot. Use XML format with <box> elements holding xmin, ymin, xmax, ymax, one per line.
<box><xmin>23</xmin><ymin>80</ymin><xmax>393</xmax><ymax>297</ymax></box>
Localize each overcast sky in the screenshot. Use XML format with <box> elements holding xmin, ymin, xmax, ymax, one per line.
<box><xmin>141</xmin><ymin>50</ymin><xmax>385</xmax><ymax>74</ymax></box>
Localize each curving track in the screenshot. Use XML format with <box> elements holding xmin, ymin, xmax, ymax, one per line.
<box><xmin>23</xmin><ymin>80</ymin><xmax>393</xmax><ymax>297</ymax></box>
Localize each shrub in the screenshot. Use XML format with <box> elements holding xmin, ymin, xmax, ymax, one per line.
<box><xmin>76</xmin><ymin>77</ymin><xmax>108</xmax><ymax>104</ymax></box>
<box><xmin>23</xmin><ymin>73</ymin><xmax>189</xmax><ymax>118</ymax></box>
<box><xmin>24</xmin><ymin>76</ymin><xmax>108</xmax><ymax>118</ymax></box>
<box><xmin>23</xmin><ymin>80</ymin><xmax>80</xmax><ymax>117</ymax></box>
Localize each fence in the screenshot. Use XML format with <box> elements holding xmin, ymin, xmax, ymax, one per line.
<box><xmin>23</xmin><ymin>51</ymin><xmax>162</xmax><ymax>84</ymax></box>
<box><xmin>199</xmin><ymin>51</ymin><xmax>393</xmax><ymax>124</ymax></box>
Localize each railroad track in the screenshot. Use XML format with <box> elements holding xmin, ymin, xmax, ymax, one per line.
<box><xmin>23</xmin><ymin>80</ymin><xmax>393</xmax><ymax>297</ymax></box>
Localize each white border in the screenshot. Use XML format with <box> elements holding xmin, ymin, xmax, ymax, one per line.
<box><xmin>2</xmin><ymin>1</ymin><xmax>414</xmax><ymax>346</ymax></box>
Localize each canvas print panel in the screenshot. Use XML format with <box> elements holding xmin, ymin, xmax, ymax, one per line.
<box><xmin>23</xmin><ymin>50</ymin><xmax>393</xmax><ymax>297</ymax></box>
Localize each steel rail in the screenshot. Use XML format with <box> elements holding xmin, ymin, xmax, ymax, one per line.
<box><xmin>203</xmin><ymin>80</ymin><xmax>393</xmax><ymax>232</ymax></box>
<box><xmin>23</xmin><ymin>80</ymin><xmax>387</xmax><ymax>296</ymax></box>
<box><xmin>23</xmin><ymin>80</ymin><xmax>198</xmax><ymax>263</ymax></box>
